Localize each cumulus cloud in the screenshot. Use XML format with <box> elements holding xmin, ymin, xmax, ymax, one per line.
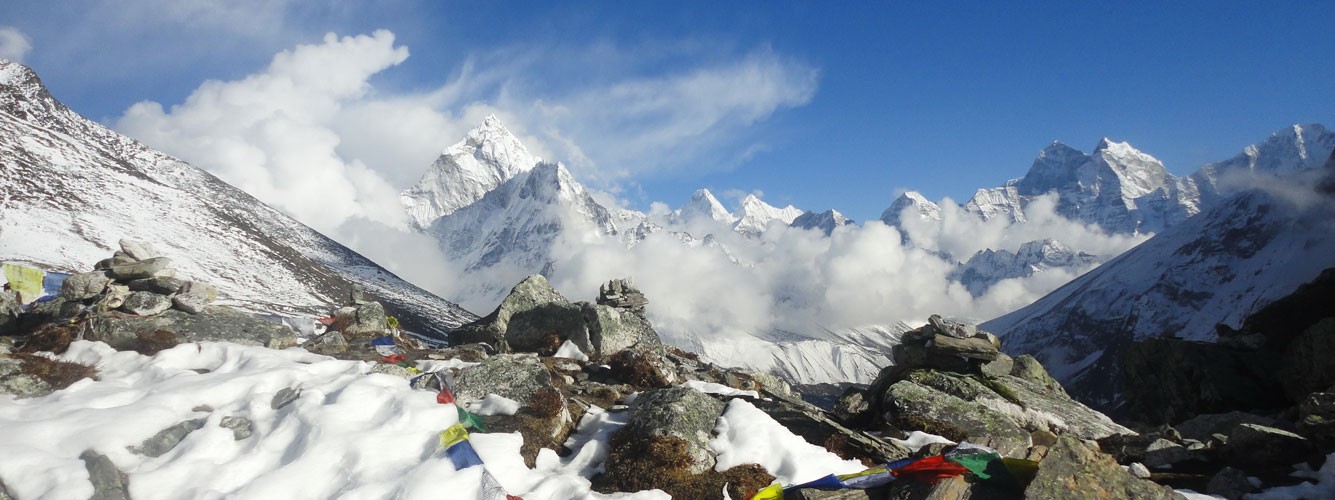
<box><xmin>111</xmin><ymin>30</ymin><xmax>820</xmax><ymax>300</ymax></box>
<box><xmin>117</xmin><ymin>30</ymin><xmax>411</xmax><ymax>233</ymax></box>
<box><xmin>0</xmin><ymin>27</ymin><xmax>32</xmax><ymax>62</ymax></box>
<box><xmin>898</xmin><ymin>192</ymin><xmax>1148</xmax><ymax>262</ymax></box>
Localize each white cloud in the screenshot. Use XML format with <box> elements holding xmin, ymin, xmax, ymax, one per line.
<box><xmin>0</xmin><ymin>27</ymin><xmax>32</xmax><ymax>63</ymax></box>
<box><xmin>116</xmin><ymin>30</ymin><xmax>412</xmax><ymax>233</ymax></box>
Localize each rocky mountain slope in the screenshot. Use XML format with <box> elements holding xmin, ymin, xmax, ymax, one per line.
<box><xmin>0</xmin><ymin>59</ymin><xmax>475</xmax><ymax>336</ymax></box>
<box><xmin>984</xmin><ymin>149</ymin><xmax>1335</xmax><ymax>410</ymax></box>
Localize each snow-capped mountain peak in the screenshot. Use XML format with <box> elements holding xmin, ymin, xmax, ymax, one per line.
<box><xmin>791</xmin><ymin>209</ymin><xmax>853</xmax><ymax>235</ymax></box>
<box><xmin>733</xmin><ymin>194</ymin><xmax>803</xmax><ymax>235</ymax></box>
<box><xmin>880</xmin><ymin>191</ymin><xmax>943</xmax><ymax>227</ymax></box>
<box><xmin>400</xmin><ymin>114</ymin><xmax>541</xmax><ymax>229</ymax></box>
<box><xmin>673</xmin><ymin>188</ymin><xmax>736</xmax><ymax>224</ymax></box>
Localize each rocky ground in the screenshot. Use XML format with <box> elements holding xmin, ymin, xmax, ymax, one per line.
<box><xmin>3</xmin><ymin>246</ymin><xmax>1333</xmax><ymax>499</ymax></box>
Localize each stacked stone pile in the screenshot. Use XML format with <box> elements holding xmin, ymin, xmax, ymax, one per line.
<box><xmin>63</xmin><ymin>239</ymin><xmax>217</xmax><ymax>316</ymax></box>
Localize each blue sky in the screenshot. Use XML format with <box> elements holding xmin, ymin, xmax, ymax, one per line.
<box><xmin>3</xmin><ymin>1</ymin><xmax>1334</xmax><ymax>222</ymax></box>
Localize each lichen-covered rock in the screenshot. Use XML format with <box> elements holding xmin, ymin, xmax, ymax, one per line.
<box><xmin>582</xmin><ymin>302</ymin><xmax>661</xmax><ymax>356</ymax></box>
<box><xmin>128</xmin><ymin>418</ymin><xmax>207</xmax><ymax>457</ymax></box>
<box><xmin>624</xmin><ymin>387</ymin><xmax>726</xmax><ymax>474</ymax></box>
<box><xmin>451</xmin><ymin>275</ymin><xmax>575</xmax><ymax>349</ymax></box>
<box><xmin>370</xmin><ymin>362</ymin><xmax>413</xmax><ymax>379</ymax></box>
<box><xmin>453</xmin><ymin>353</ymin><xmax>553</xmax><ymax>404</ymax></box>
<box><xmin>608</xmin><ymin>348</ymin><xmax>677</xmax><ymax>388</ymax></box>
<box><xmin>89</xmin><ymin>307</ymin><xmax>297</xmax><ymax>350</ymax></box>
<box><xmin>220</xmin><ymin>416</ymin><xmax>254</xmax><ymax>440</ymax></box>
<box><xmin>331</xmin><ymin>301</ymin><xmax>389</xmax><ymax>338</ymax></box>
<box><xmin>1025</xmin><ymin>436</ymin><xmax>1179</xmax><ymax>499</ymax></box>
<box><xmin>0</xmin><ymin>290</ymin><xmax>19</xmax><ymax>333</ymax></box>
<box><xmin>97</xmin><ymin>284</ymin><xmax>131</xmax><ymax>310</ymax></box>
<box><xmin>1010</xmin><ymin>355</ymin><xmax>1064</xmax><ymax>395</ymax></box>
<box><xmin>106</xmin><ymin>257</ymin><xmax>173</xmax><ymax>281</ymax></box>
<box><xmin>126</xmin><ymin>276</ymin><xmax>185</xmax><ymax>295</ymax></box>
<box><xmin>304</xmin><ymin>330</ymin><xmax>348</xmax><ymax>356</ymax></box>
<box><xmin>61</xmin><ymin>271</ymin><xmax>111</xmax><ymax>301</ymax></box>
<box><xmin>882</xmin><ymin>379</ymin><xmax>1031</xmax><ymax>458</ymax></box>
<box><xmin>121</xmin><ymin>291</ymin><xmax>172</xmax><ymax>316</ymax></box>
<box><xmin>80</xmin><ymin>450</ymin><xmax>131</xmax><ymax>500</ymax></box>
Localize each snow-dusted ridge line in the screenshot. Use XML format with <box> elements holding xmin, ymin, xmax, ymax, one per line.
<box><xmin>0</xmin><ymin>58</ymin><xmax>476</xmax><ymax>335</ymax></box>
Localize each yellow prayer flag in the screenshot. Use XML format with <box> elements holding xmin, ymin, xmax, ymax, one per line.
<box><xmin>748</xmin><ymin>483</ymin><xmax>784</xmax><ymax>500</ymax></box>
<box><xmin>438</xmin><ymin>423</ymin><xmax>470</xmax><ymax>448</ymax></box>
<box><xmin>2</xmin><ymin>263</ymin><xmax>44</xmax><ymax>298</ymax></box>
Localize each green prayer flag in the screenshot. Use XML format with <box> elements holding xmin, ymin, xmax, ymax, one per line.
<box><xmin>457</xmin><ymin>406</ymin><xmax>488</xmax><ymax>432</ymax></box>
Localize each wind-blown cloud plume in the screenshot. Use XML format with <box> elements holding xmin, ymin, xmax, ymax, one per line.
<box><xmin>0</xmin><ymin>27</ymin><xmax>32</xmax><ymax>63</ymax></box>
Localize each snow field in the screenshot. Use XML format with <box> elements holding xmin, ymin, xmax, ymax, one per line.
<box><xmin>1</xmin><ymin>341</ymin><xmax>871</xmax><ymax>499</ymax></box>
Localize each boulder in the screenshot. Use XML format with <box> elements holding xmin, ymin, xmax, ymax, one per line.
<box><xmin>895</xmin><ymin>369</ymin><xmax>1131</xmax><ymax>441</ymax></box>
<box><xmin>1298</xmin><ymin>392</ymin><xmax>1335</xmax><ymax>449</ymax></box>
<box><xmin>271</xmin><ymin>387</ymin><xmax>301</xmax><ymax>410</ymax></box>
<box><xmin>1279</xmin><ymin>318</ymin><xmax>1335</xmax><ymax>401</ymax></box>
<box><xmin>126</xmin><ymin>276</ymin><xmax>185</xmax><ymax>295</ymax></box>
<box><xmin>106</xmin><ymin>257</ymin><xmax>173</xmax><ymax>281</ymax></box>
<box><xmin>1174</xmin><ymin>411</ymin><xmax>1290</xmax><ymax>443</ymax></box>
<box><xmin>1010</xmin><ymin>355</ymin><xmax>1064</xmax><ymax>394</ymax></box>
<box><xmin>128</xmin><ymin>418</ymin><xmax>207</xmax><ymax>457</ymax></box>
<box><xmin>331</xmin><ymin>302</ymin><xmax>388</xmax><ymax>338</ymax></box>
<box><xmin>178</xmin><ymin>281</ymin><xmax>217</xmax><ymax>302</ymax></box>
<box><xmin>1206</xmin><ymin>466</ymin><xmax>1253</xmax><ymax>500</ymax></box>
<box><xmin>89</xmin><ymin>307</ymin><xmax>297</xmax><ymax>350</ymax></box>
<box><xmin>61</xmin><ymin>271</ymin><xmax>111</xmax><ymax>301</ymax></box>
<box><xmin>0</xmin><ymin>289</ymin><xmax>19</xmax><ymax>333</ymax></box>
<box><xmin>608</xmin><ymin>348</ymin><xmax>677</xmax><ymax>388</ymax></box>
<box><xmin>583</xmin><ymin>302</ymin><xmax>661</xmax><ymax>356</ymax></box>
<box><xmin>118</xmin><ymin>239</ymin><xmax>157</xmax><ymax>260</ymax></box>
<box><xmin>80</xmin><ymin>450</ymin><xmax>130</xmax><ymax>500</ymax></box>
<box><xmin>450</xmin><ymin>275</ymin><xmax>572</xmax><ymax>349</ymax></box>
<box><xmin>1225</xmin><ymin>423</ymin><xmax>1314</xmax><ymax>471</ymax></box>
<box><xmin>1024</xmin><ymin>436</ymin><xmax>1179</xmax><ymax>499</ymax></box>
<box><xmin>1141</xmin><ymin>438</ymin><xmax>1194</xmax><ymax>468</ymax></box>
<box><xmin>220</xmin><ymin>416</ymin><xmax>253</xmax><ymax>440</ymax></box>
<box><xmin>881</xmin><ymin>379</ymin><xmax>1031</xmax><ymax>458</ymax></box>
<box><xmin>833</xmin><ymin>386</ymin><xmax>872</xmax><ymax>426</ymax></box>
<box><xmin>304</xmin><ymin>331</ymin><xmax>348</xmax><ymax>356</ymax></box>
<box><xmin>453</xmin><ymin>353</ymin><xmax>553</xmax><ymax>404</ymax></box>
<box><xmin>370</xmin><ymin>363</ymin><xmax>413</xmax><ymax>379</ymax></box>
<box><xmin>751</xmin><ymin>389</ymin><xmax>910</xmax><ymax>464</ymax></box>
<box><xmin>451</xmin><ymin>275</ymin><xmax>666</xmax><ymax>358</ymax></box>
<box><xmin>97</xmin><ymin>284</ymin><xmax>131</xmax><ymax>310</ymax></box>
<box><xmin>622</xmin><ymin>387</ymin><xmax>726</xmax><ymax>474</ymax></box>
<box><xmin>928</xmin><ymin>314</ymin><xmax>979</xmax><ymax>339</ymax></box>
<box><xmin>121</xmin><ymin>291</ymin><xmax>172</xmax><ymax>316</ymax></box>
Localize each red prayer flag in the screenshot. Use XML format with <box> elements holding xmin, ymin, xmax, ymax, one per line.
<box><xmin>891</xmin><ymin>455</ymin><xmax>969</xmax><ymax>484</ymax></box>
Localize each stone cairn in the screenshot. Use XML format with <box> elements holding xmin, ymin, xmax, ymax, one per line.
<box><xmin>60</xmin><ymin>239</ymin><xmax>217</xmax><ymax>316</ymax></box>
<box><xmin>596</xmin><ymin>278</ymin><xmax>648</xmax><ymax>314</ymax></box>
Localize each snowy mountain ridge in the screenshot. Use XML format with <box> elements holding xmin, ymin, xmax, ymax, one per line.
<box><xmin>983</xmin><ymin>157</ymin><xmax>1335</xmax><ymax>409</ymax></box>
<box><xmin>400</xmin><ymin>114</ymin><xmax>542</xmax><ymax>230</ymax></box>
<box><xmin>0</xmin><ymin>58</ymin><xmax>475</xmax><ymax>336</ymax></box>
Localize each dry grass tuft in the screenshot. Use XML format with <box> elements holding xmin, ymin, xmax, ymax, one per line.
<box><xmin>594</xmin><ymin>431</ymin><xmax>776</xmax><ymax>499</ymax></box>
<box><xmin>12</xmin><ymin>352</ymin><xmax>97</xmax><ymax>390</ymax></box>
<box><xmin>127</xmin><ymin>330</ymin><xmax>179</xmax><ymax>356</ymax></box>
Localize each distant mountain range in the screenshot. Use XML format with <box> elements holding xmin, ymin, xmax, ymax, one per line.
<box><xmin>400</xmin><ymin>111</ymin><xmax>1334</xmax><ymax>387</ymax></box>
<box><xmin>0</xmin><ymin>59</ymin><xmax>475</xmax><ymax>336</ymax></box>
